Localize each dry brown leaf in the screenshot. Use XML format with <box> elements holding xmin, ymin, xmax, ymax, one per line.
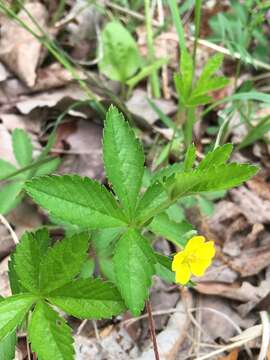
<box><xmin>230</xmin><ymin>187</ymin><xmax>270</xmax><ymax>224</ymax></box>
<box><xmin>196</xmin><ymin>281</ymin><xmax>270</xmax><ymax>303</ymax></box>
<box><xmin>230</xmin><ymin>245</ymin><xmax>270</xmax><ymax>277</ymax></box>
<box><xmin>58</xmin><ymin>119</ymin><xmax>104</xmax><ymax>180</ymax></box>
<box><xmin>0</xmin><ymin>3</ymin><xmax>48</xmax><ymax>87</ymax></box>
<box><xmin>218</xmin><ymin>349</ymin><xmax>239</xmax><ymax>360</ymax></box>
<box><xmin>126</xmin><ymin>89</ymin><xmax>177</xmax><ymax>126</ymax></box>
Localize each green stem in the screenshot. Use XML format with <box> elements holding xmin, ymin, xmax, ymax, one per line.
<box><xmin>184</xmin><ymin>108</ymin><xmax>195</xmax><ymax>147</ymax></box>
<box><xmin>145</xmin><ymin>0</ymin><xmax>160</xmax><ymax>98</ymax></box>
<box><xmin>0</xmin><ymin>156</ymin><xmax>58</xmax><ymax>183</ymax></box>
<box><xmin>51</xmin><ymin>0</ymin><xmax>66</xmax><ymax>25</ymax></box>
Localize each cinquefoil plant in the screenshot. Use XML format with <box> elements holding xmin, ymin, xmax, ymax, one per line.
<box><xmin>0</xmin><ymin>106</ymin><xmax>258</xmax><ymax>359</ymax></box>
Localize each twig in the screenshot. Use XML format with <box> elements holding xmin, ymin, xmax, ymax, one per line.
<box><xmin>0</xmin><ymin>214</ymin><xmax>19</xmax><ymax>245</ymax></box>
<box><xmin>146</xmin><ymin>300</ymin><xmax>160</xmax><ymax>360</ymax></box>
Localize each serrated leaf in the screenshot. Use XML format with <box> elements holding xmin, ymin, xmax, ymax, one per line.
<box><xmin>135</xmin><ymin>182</ymin><xmax>169</xmax><ymax>224</ymax></box>
<box><xmin>183</xmin><ymin>144</ymin><xmax>196</xmax><ymax>171</ymax></box>
<box><xmin>0</xmin><ymin>298</ymin><xmax>16</xmax><ymax>360</ymax></box>
<box><xmin>196</xmin><ymin>53</ymin><xmax>224</xmax><ymax>85</ymax></box>
<box><xmin>98</xmin><ymin>21</ymin><xmax>141</xmax><ymax>82</ymax></box>
<box><xmin>92</xmin><ymin>228</ymin><xmax>123</xmax><ymax>257</ymax></box>
<box><xmin>34</xmin><ymin>157</ymin><xmax>60</xmax><ymax>177</ymax></box>
<box><xmin>25</xmin><ymin>175</ymin><xmax>127</xmax><ymax>229</ymax></box>
<box><xmin>12</xmin><ymin>129</ymin><xmax>33</xmax><ymax>167</ymax></box>
<box><xmin>148</xmin><ymin>213</ymin><xmax>194</xmax><ymax>247</ymax></box>
<box><xmin>0</xmin><ymin>160</ymin><xmax>17</xmax><ymax>181</ymax></box>
<box><xmin>0</xmin><ymin>295</ymin><xmax>36</xmax><ymax>341</ymax></box>
<box><xmin>14</xmin><ymin>228</ymin><xmax>50</xmax><ymax>293</ymax></box>
<box><xmin>197</xmin><ymin>144</ymin><xmax>233</xmax><ymax>170</ymax></box>
<box><xmin>174</xmin><ymin>50</ymin><xmax>193</xmax><ymax>102</ymax></box>
<box><xmin>8</xmin><ymin>254</ymin><xmax>22</xmax><ymax>295</ymax></box>
<box><xmin>0</xmin><ymin>182</ymin><xmax>24</xmax><ymax>215</ymax></box>
<box><xmin>151</xmin><ymin>163</ymin><xmax>183</xmax><ymax>184</ymax></box>
<box><xmin>113</xmin><ymin>229</ymin><xmax>156</xmax><ymax>316</ymax></box>
<box><xmin>48</xmin><ymin>278</ymin><xmax>125</xmax><ymax>319</ymax></box>
<box><xmin>171</xmin><ymin>163</ymin><xmax>258</xmax><ymax>199</ymax></box>
<box><xmin>191</xmin><ymin>76</ymin><xmax>229</xmax><ymax>99</ymax></box>
<box><xmin>39</xmin><ymin>232</ymin><xmax>90</xmax><ymax>294</ymax></box>
<box><xmin>103</xmin><ymin>106</ymin><xmax>145</xmax><ymax>219</ymax></box>
<box><xmin>29</xmin><ymin>301</ymin><xmax>74</xmax><ymax>360</ymax></box>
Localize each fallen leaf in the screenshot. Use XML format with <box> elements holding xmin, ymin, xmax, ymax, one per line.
<box><xmin>0</xmin><ymin>3</ymin><xmax>48</xmax><ymax>87</ymax></box>
<box><xmin>126</xmin><ymin>89</ymin><xmax>177</xmax><ymax>126</ymax></box>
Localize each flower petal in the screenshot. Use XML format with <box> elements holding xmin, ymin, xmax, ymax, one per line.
<box><xmin>196</xmin><ymin>241</ymin><xmax>215</xmax><ymax>259</ymax></box>
<box><xmin>172</xmin><ymin>251</ymin><xmax>185</xmax><ymax>271</ymax></box>
<box><xmin>190</xmin><ymin>259</ymin><xmax>212</xmax><ymax>276</ymax></box>
<box><xmin>175</xmin><ymin>264</ymin><xmax>191</xmax><ymax>285</ymax></box>
<box><xmin>185</xmin><ymin>236</ymin><xmax>205</xmax><ymax>253</ymax></box>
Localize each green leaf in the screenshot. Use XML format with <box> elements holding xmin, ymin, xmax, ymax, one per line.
<box><xmin>196</xmin><ymin>54</ymin><xmax>224</xmax><ymax>85</ymax></box>
<box><xmin>8</xmin><ymin>254</ymin><xmax>22</xmax><ymax>295</ymax></box>
<box><xmin>92</xmin><ymin>228</ymin><xmax>123</xmax><ymax>257</ymax></box>
<box><xmin>79</xmin><ymin>259</ymin><xmax>95</xmax><ymax>279</ymax></box>
<box><xmin>171</xmin><ymin>163</ymin><xmax>258</xmax><ymax>199</ymax></box>
<box><xmin>154</xmin><ymin>254</ymin><xmax>175</xmax><ymax>284</ymax></box>
<box><xmin>34</xmin><ymin>157</ymin><xmax>60</xmax><ymax>177</ymax></box>
<box><xmin>0</xmin><ymin>330</ymin><xmax>16</xmax><ymax>360</ymax></box>
<box><xmin>39</xmin><ymin>232</ymin><xmax>90</xmax><ymax>294</ymax></box>
<box><xmin>148</xmin><ymin>213</ymin><xmax>194</xmax><ymax>247</ymax></box>
<box><xmin>0</xmin><ymin>295</ymin><xmax>36</xmax><ymax>341</ymax></box>
<box><xmin>238</xmin><ymin>116</ymin><xmax>270</xmax><ymax>150</ymax></box>
<box><xmin>174</xmin><ymin>50</ymin><xmax>193</xmax><ymax>102</ymax></box>
<box><xmin>127</xmin><ymin>58</ymin><xmax>168</xmax><ymax>90</ymax></box>
<box><xmin>29</xmin><ymin>301</ymin><xmax>74</xmax><ymax>360</ymax></box>
<box><xmin>183</xmin><ymin>144</ymin><xmax>196</xmax><ymax>171</ymax></box>
<box><xmin>0</xmin><ymin>160</ymin><xmax>17</xmax><ymax>181</ymax></box>
<box><xmin>103</xmin><ymin>106</ymin><xmax>145</xmax><ymax>219</ymax></box>
<box><xmin>113</xmin><ymin>229</ymin><xmax>156</xmax><ymax>316</ymax></box>
<box><xmin>151</xmin><ymin>163</ymin><xmax>183</xmax><ymax>184</ymax></box>
<box><xmin>48</xmin><ymin>278</ymin><xmax>125</xmax><ymax>319</ymax></box>
<box><xmin>135</xmin><ymin>182</ymin><xmax>169</xmax><ymax>224</ymax></box>
<box><xmin>98</xmin><ymin>21</ymin><xmax>141</xmax><ymax>83</ymax></box>
<box><xmin>0</xmin><ymin>298</ymin><xmax>16</xmax><ymax>360</ymax></box>
<box><xmin>12</xmin><ymin>129</ymin><xmax>33</xmax><ymax>167</ymax></box>
<box><xmin>0</xmin><ymin>182</ymin><xmax>24</xmax><ymax>215</ymax></box>
<box><xmin>14</xmin><ymin>228</ymin><xmax>50</xmax><ymax>293</ymax></box>
<box><xmin>197</xmin><ymin>144</ymin><xmax>233</xmax><ymax>170</ymax></box>
<box><xmin>198</xmin><ymin>196</ymin><xmax>214</xmax><ymax>216</ymax></box>
<box><xmin>99</xmin><ymin>257</ymin><xmax>116</xmax><ymax>283</ymax></box>
<box><xmin>25</xmin><ymin>175</ymin><xmax>127</xmax><ymax>229</ymax></box>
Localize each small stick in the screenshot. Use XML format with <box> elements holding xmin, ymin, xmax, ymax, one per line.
<box><xmin>145</xmin><ymin>300</ymin><xmax>160</xmax><ymax>360</ymax></box>
<box><xmin>0</xmin><ymin>214</ymin><xmax>19</xmax><ymax>245</ymax></box>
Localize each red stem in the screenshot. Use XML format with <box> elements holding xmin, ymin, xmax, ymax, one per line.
<box><xmin>146</xmin><ymin>300</ymin><xmax>160</xmax><ymax>360</ymax></box>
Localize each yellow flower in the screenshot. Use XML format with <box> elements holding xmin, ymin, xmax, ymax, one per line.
<box><xmin>172</xmin><ymin>236</ymin><xmax>215</xmax><ymax>285</ymax></box>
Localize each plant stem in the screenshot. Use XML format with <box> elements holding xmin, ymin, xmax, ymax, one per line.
<box><xmin>146</xmin><ymin>300</ymin><xmax>160</xmax><ymax>360</ymax></box>
<box><xmin>144</xmin><ymin>0</ymin><xmax>160</xmax><ymax>98</ymax></box>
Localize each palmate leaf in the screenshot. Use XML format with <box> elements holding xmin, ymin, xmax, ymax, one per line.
<box><xmin>12</xmin><ymin>129</ymin><xmax>33</xmax><ymax>167</ymax></box>
<box><xmin>103</xmin><ymin>106</ymin><xmax>145</xmax><ymax>219</ymax></box>
<box><xmin>14</xmin><ymin>228</ymin><xmax>50</xmax><ymax>293</ymax></box>
<box><xmin>48</xmin><ymin>278</ymin><xmax>125</xmax><ymax>319</ymax></box>
<box><xmin>0</xmin><ymin>295</ymin><xmax>36</xmax><ymax>341</ymax></box>
<box><xmin>29</xmin><ymin>301</ymin><xmax>74</xmax><ymax>360</ymax></box>
<box><xmin>39</xmin><ymin>232</ymin><xmax>90</xmax><ymax>294</ymax></box>
<box><xmin>25</xmin><ymin>175</ymin><xmax>127</xmax><ymax>229</ymax></box>
<box><xmin>113</xmin><ymin>229</ymin><xmax>156</xmax><ymax>316</ymax></box>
